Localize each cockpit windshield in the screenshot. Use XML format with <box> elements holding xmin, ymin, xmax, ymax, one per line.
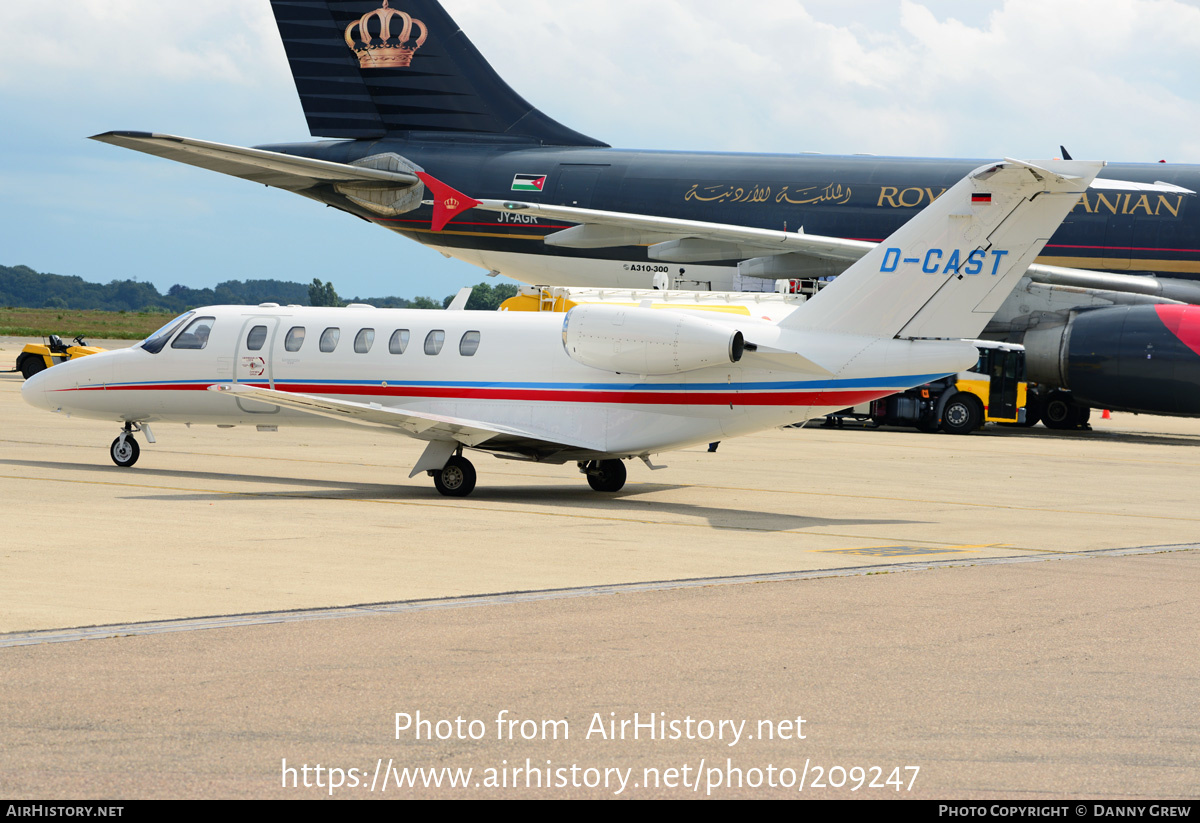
<box><xmin>172</xmin><ymin>317</ymin><xmax>216</xmax><ymax>350</ymax></box>
<box><xmin>141</xmin><ymin>312</ymin><xmax>195</xmax><ymax>355</ymax></box>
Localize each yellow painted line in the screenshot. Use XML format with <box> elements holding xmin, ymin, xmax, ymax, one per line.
<box><xmin>0</xmin><ymin>471</ymin><xmax>868</xmax><ymax>536</ymax></box>
<box><xmin>0</xmin><ymin>472</ymin><xmax>1052</xmax><ymax>551</ymax></box>
<box><xmin>0</xmin><ymin>472</ymin><xmax>1175</xmax><ymax>561</ymax></box>
<box><xmin>4</xmin><ymin>434</ymin><xmax>1200</xmax><ymax>523</ymax></box>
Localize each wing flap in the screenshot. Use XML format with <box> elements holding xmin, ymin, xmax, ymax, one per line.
<box><xmin>207</xmin><ymin>384</ymin><xmax>602</xmax><ymax>452</ymax></box>
<box><xmin>473</xmin><ymin>198</ymin><xmax>874</xmax><ymax>261</ymax></box>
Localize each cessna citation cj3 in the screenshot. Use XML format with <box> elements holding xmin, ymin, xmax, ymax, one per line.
<box><xmin>26</xmin><ymin>160</ymin><xmax>1104</xmax><ymax>496</ymax></box>
<box><xmin>93</xmin><ymin>0</ymin><xmax>1200</xmax><ymax>423</ymax></box>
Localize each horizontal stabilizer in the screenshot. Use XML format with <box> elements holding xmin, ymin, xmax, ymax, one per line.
<box><xmin>90</xmin><ymin>132</ymin><xmax>419</xmax><ymax>192</ymax></box>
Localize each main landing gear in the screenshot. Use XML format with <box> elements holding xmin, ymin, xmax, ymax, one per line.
<box><xmin>428</xmin><ymin>454</ymin><xmax>631</xmax><ymax>497</ymax></box>
<box><xmin>431</xmin><ymin>455</ymin><xmax>478</xmax><ymax>498</ymax></box>
<box><xmin>109</xmin><ymin>422</ymin><xmax>153</xmax><ymax>468</ymax></box>
<box><xmin>579</xmin><ymin>459</ymin><xmax>627</xmax><ymax>493</ymax></box>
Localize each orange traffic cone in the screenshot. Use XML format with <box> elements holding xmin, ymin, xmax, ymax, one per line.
<box><xmin>1102</xmin><ymin>409</ymin><xmax>1111</xmax><ymax>420</ymax></box>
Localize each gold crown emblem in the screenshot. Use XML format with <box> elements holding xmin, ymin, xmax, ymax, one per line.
<box><xmin>444</xmin><ymin>197</ymin><xmax>460</xmax><ymax>211</ymax></box>
<box><xmin>345</xmin><ymin>1</ymin><xmax>429</xmax><ymax>69</ymax></box>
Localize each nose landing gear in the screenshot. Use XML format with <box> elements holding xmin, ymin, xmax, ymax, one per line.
<box><xmin>109</xmin><ymin>422</ymin><xmax>154</xmax><ymax>468</ymax></box>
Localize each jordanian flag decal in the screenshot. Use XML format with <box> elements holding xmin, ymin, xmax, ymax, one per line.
<box><xmin>512</xmin><ymin>174</ymin><xmax>548</xmax><ymax>192</ymax></box>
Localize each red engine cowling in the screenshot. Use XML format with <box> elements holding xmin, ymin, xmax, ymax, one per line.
<box><xmin>561</xmin><ymin>305</ymin><xmax>745</xmax><ymax>375</ymax></box>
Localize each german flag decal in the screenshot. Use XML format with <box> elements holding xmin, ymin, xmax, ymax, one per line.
<box><xmin>972</xmin><ymin>193</ymin><xmax>992</xmax><ymax>204</ymax></box>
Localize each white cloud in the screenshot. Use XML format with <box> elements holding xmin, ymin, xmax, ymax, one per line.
<box><xmin>447</xmin><ymin>0</ymin><xmax>1200</xmax><ymax>160</ymax></box>
<box><xmin>0</xmin><ymin>1</ymin><xmax>284</xmax><ymax>90</ymax></box>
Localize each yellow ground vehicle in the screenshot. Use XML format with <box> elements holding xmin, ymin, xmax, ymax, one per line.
<box><xmin>842</xmin><ymin>342</ymin><xmax>1028</xmax><ymax>434</ymax></box>
<box><xmin>13</xmin><ymin>335</ymin><xmax>106</xmax><ymax>380</ymax></box>
<box><xmin>499</xmin><ymin>284</ymin><xmax>809</xmax><ymax>317</ymax></box>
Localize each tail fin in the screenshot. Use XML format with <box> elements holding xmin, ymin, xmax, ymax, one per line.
<box><xmin>784</xmin><ymin>159</ymin><xmax>1104</xmax><ymax>339</ymax></box>
<box><xmin>270</xmin><ymin>0</ymin><xmax>606</xmax><ymax>146</ymax></box>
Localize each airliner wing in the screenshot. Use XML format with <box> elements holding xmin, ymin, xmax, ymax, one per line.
<box><xmin>207</xmin><ymin>384</ymin><xmax>604</xmax><ymax>455</ymax></box>
<box><xmin>91</xmin><ymin>132</ymin><xmax>421</xmax><ymax>193</ymax></box>
<box><xmin>420</xmin><ymin>173</ymin><xmax>1200</xmax><ymax>305</ymax></box>
<box><xmin>419</xmin><ymin>172</ymin><xmax>873</xmax><ymax>260</ymax></box>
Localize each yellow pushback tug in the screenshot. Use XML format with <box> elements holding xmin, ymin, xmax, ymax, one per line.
<box><xmin>12</xmin><ymin>335</ymin><xmax>106</xmax><ymax>380</ymax></box>
<box><xmin>849</xmin><ymin>341</ymin><xmax>1030</xmax><ymax>434</ymax></box>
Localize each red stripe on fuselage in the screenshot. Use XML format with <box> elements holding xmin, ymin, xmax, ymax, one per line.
<box><xmin>71</xmin><ymin>383</ymin><xmax>893</xmax><ymax>408</ymax></box>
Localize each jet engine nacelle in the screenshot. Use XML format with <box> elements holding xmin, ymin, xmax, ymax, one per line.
<box><xmin>561</xmin><ymin>305</ymin><xmax>745</xmax><ymax>375</ymax></box>
<box><xmin>1023</xmin><ymin>304</ymin><xmax>1200</xmax><ymax>416</ymax></box>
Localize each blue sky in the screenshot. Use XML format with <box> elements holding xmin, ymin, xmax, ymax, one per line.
<box><xmin>3</xmin><ymin>0</ymin><xmax>1200</xmax><ymax>301</ymax></box>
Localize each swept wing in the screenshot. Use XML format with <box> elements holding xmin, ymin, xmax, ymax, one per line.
<box><xmin>208</xmin><ymin>384</ymin><xmax>606</xmax><ymax>466</ymax></box>
<box><xmin>420</xmin><ymin>171</ymin><xmax>1200</xmax><ymax>305</ymax></box>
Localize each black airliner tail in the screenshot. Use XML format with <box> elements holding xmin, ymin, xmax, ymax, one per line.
<box><xmin>270</xmin><ymin>0</ymin><xmax>606</xmax><ymax>146</ymax></box>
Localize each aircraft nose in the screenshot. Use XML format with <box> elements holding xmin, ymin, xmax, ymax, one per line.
<box><xmin>20</xmin><ymin>367</ymin><xmax>52</xmax><ymax>411</ymax></box>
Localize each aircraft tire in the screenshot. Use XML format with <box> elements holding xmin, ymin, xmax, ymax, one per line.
<box><xmin>110</xmin><ymin>436</ymin><xmax>140</xmax><ymax>468</ymax></box>
<box><xmin>433</xmin><ymin>456</ymin><xmax>477</xmax><ymax>497</ymax></box>
<box><xmin>19</xmin><ymin>356</ymin><xmax>46</xmax><ymax>380</ymax></box>
<box><xmin>940</xmin><ymin>394</ymin><xmax>982</xmax><ymax>435</ymax></box>
<box><xmin>586</xmin><ymin>460</ymin><xmax>627</xmax><ymax>493</ymax></box>
<box><xmin>1043</xmin><ymin>392</ymin><xmax>1085</xmax><ymax>430</ymax></box>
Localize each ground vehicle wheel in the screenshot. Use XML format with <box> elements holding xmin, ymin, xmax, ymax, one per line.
<box><xmin>586</xmin><ymin>459</ymin><xmax>627</xmax><ymax>493</ymax></box>
<box><xmin>19</xmin><ymin>356</ymin><xmax>46</xmax><ymax>380</ymax></box>
<box><xmin>940</xmin><ymin>394</ymin><xmax>982</xmax><ymax>435</ymax></box>
<box><xmin>110</xmin><ymin>436</ymin><xmax>140</xmax><ymax>468</ymax></box>
<box><xmin>433</xmin><ymin>455</ymin><xmax>477</xmax><ymax>497</ymax></box>
<box><xmin>1043</xmin><ymin>392</ymin><xmax>1085</xmax><ymax>430</ymax></box>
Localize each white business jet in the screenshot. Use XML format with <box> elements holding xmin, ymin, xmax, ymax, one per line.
<box><xmin>23</xmin><ymin>159</ymin><xmax>1103</xmax><ymax>496</ymax></box>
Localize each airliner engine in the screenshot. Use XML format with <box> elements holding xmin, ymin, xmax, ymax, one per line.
<box><xmin>561</xmin><ymin>305</ymin><xmax>745</xmax><ymax>375</ymax></box>
<box><xmin>1023</xmin><ymin>304</ymin><xmax>1200</xmax><ymax>416</ymax></box>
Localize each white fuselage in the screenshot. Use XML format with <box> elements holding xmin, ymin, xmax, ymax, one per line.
<box><xmin>22</xmin><ymin>305</ymin><xmax>977</xmax><ymax>460</ymax></box>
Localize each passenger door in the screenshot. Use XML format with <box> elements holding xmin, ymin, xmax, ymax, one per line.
<box><xmin>233</xmin><ymin>316</ymin><xmax>281</xmax><ymax>415</ymax></box>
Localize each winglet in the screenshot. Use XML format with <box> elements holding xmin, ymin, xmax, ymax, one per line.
<box><xmin>999</xmin><ymin>157</ymin><xmax>1099</xmax><ymax>186</ymax></box>
<box><xmin>447</xmin><ymin>287</ymin><xmax>474</xmax><ymax>311</ymax></box>
<box><xmin>417</xmin><ymin>172</ymin><xmax>481</xmax><ymax>232</ymax></box>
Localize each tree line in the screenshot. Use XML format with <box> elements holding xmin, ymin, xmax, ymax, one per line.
<box><xmin>1</xmin><ymin>265</ymin><xmax>519</xmax><ymax>314</ymax></box>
